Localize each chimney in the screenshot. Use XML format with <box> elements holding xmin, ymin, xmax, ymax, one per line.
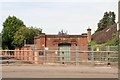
<box><xmin>87</xmin><ymin>28</ymin><xmax>91</xmax><ymax>42</ymax></box>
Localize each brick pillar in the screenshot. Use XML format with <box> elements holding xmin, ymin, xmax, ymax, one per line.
<box><xmin>22</xmin><ymin>48</ymin><xmax>25</xmax><ymax>61</ymax></box>
<box><xmin>39</xmin><ymin>33</ymin><xmax>46</xmax><ymax>50</ymax></box>
<box><xmin>14</xmin><ymin>48</ymin><xmax>17</xmax><ymax>58</ymax></box>
<box><xmin>26</xmin><ymin>47</ymin><xmax>29</xmax><ymax>61</ymax></box>
<box><xmin>32</xmin><ymin>51</ymin><xmax>34</xmax><ymax>63</ymax></box>
<box><xmin>17</xmin><ymin>48</ymin><xmax>19</xmax><ymax>59</ymax></box>
<box><xmin>81</xmin><ymin>46</ymin><xmax>88</xmax><ymax>64</ymax></box>
<box><xmin>34</xmin><ymin>51</ymin><xmax>39</xmax><ymax>64</ymax></box>
<box><xmin>28</xmin><ymin>47</ymin><xmax>33</xmax><ymax>63</ymax></box>
<box><xmin>79</xmin><ymin>35</ymin><xmax>88</xmax><ymax>64</ymax></box>
<box><xmin>21</xmin><ymin>48</ymin><xmax>24</xmax><ymax>60</ymax></box>
<box><xmin>24</xmin><ymin>47</ymin><xmax>27</xmax><ymax>61</ymax></box>
<box><xmin>18</xmin><ymin>48</ymin><xmax>21</xmax><ymax>60</ymax></box>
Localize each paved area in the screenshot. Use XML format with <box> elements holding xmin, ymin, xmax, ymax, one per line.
<box><xmin>1</xmin><ymin>65</ymin><xmax>118</xmax><ymax>78</ymax></box>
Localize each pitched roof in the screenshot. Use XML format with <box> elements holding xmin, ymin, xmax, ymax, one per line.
<box><xmin>92</xmin><ymin>23</ymin><xmax>117</xmax><ymax>44</ymax></box>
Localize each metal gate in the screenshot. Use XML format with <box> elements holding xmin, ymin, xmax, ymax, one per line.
<box><xmin>58</xmin><ymin>44</ymin><xmax>71</xmax><ymax>64</ymax></box>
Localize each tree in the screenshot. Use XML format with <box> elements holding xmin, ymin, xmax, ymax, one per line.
<box><xmin>2</xmin><ymin>16</ymin><xmax>42</xmax><ymax>49</ymax></box>
<box><xmin>2</xmin><ymin>16</ymin><xmax>25</xmax><ymax>49</ymax></box>
<box><xmin>12</xmin><ymin>26</ymin><xmax>29</xmax><ymax>48</ymax></box>
<box><xmin>96</xmin><ymin>11</ymin><xmax>116</xmax><ymax>32</ymax></box>
<box><xmin>26</xmin><ymin>27</ymin><xmax>42</xmax><ymax>44</ymax></box>
<box><xmin>109</xmin><ymin>12</ymin><xmax>116</xmax><ymax>25</ymax></box>
<box><xmin>12</xmin><ymin>26</ymin><xmax>42</xmax><ymax>48</ymax></box>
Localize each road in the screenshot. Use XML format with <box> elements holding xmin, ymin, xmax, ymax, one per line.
<box><xmin>2</xmin><ymin>65</ymin><xmax>118</xmax><ymax>78</ymax></box>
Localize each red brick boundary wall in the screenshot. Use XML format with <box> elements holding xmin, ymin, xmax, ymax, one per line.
<box><xmin>14</xmin><ymin>46</ymin><xmax>40</xmax><ymax>64</ymax></box>
<box><xmin>14</xmin><ymin>46</ymin><xmax>88</xmax><ymax>64</ymax></box>
<box><xmin>14</xmin><ymin>46</ymin><xmax>88</xmax><ymax>65</ymax></box>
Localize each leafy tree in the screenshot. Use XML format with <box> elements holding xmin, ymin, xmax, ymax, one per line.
<box><xmin>2</xmin><ymin>16</ymin><xmax>42</xmax><ymax>49</ymax></box>
<box><xmin>12</xmin><ymin>26</ymin><xmax>42</xmax><ymax>48</ymax></box>
<box><xmin>2</xmin><ymin>16</ymin><xmax>25</xmax><ymax>49</ymax></box>
<box><xmin>12</xmin><ymin>26</ymin><xmax>29</xmax><ymax>48</ymax></box>
<box><xmin>96</xmin><ymin>11</ymin><xmax>116</xmax><ymax>32</ymax></box>
<box><xmin>26</xmin><ymin>27</ymin><xmax>42</xmax><ymax>44</ymax></box>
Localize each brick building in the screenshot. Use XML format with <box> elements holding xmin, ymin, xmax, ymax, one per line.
<box><xmin>33</xmin><ymin>28</ymin><xmax>91</xmax><ymax>64</ymax></box>
<box><xmin>34</xmin><ymin>28</ymin><xmax>91</xmax><ymax>49</ymax></box>
<box><xmin>14</xmin><ymin>28</ymin><xmax>91</xmax><ymax>64</ymax></box>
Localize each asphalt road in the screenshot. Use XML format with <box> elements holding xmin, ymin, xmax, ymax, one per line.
<box><xmin>2</xmin><ymin>65</ymin><xmax>118</xmax><ymax>78</ymax></box>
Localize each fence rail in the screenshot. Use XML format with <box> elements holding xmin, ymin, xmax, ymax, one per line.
<box><xmin>0</xmin><ymin>46</ymin><xmax>118</xmax><ymax>66</ymax></box>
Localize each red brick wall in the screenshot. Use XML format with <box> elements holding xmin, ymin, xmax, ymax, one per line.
<box><xmin>35</xmin><ymin>34</ymin><xmax>88</xmax><ymax>49</ymax></box>
<box><xmin>34</xmin><ymin>33</ymin><xmax>88</xmax><ymax>64</ymax></box>
<box><xmin>14</xmin><ymin>46</ymin><xmax>37</xmax><ymax>64</ymax></box>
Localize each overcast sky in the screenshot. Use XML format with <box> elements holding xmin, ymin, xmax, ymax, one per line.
<box><xmin>0</xmin><ymin>0</ymin><xmax>118</xmax><ymax>35</ymax></box>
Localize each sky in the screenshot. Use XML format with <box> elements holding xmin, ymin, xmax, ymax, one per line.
<box><xmin>0</xmin><ymin>0</ymin><xmax>118</xmax><ymax>35</ymax></box>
